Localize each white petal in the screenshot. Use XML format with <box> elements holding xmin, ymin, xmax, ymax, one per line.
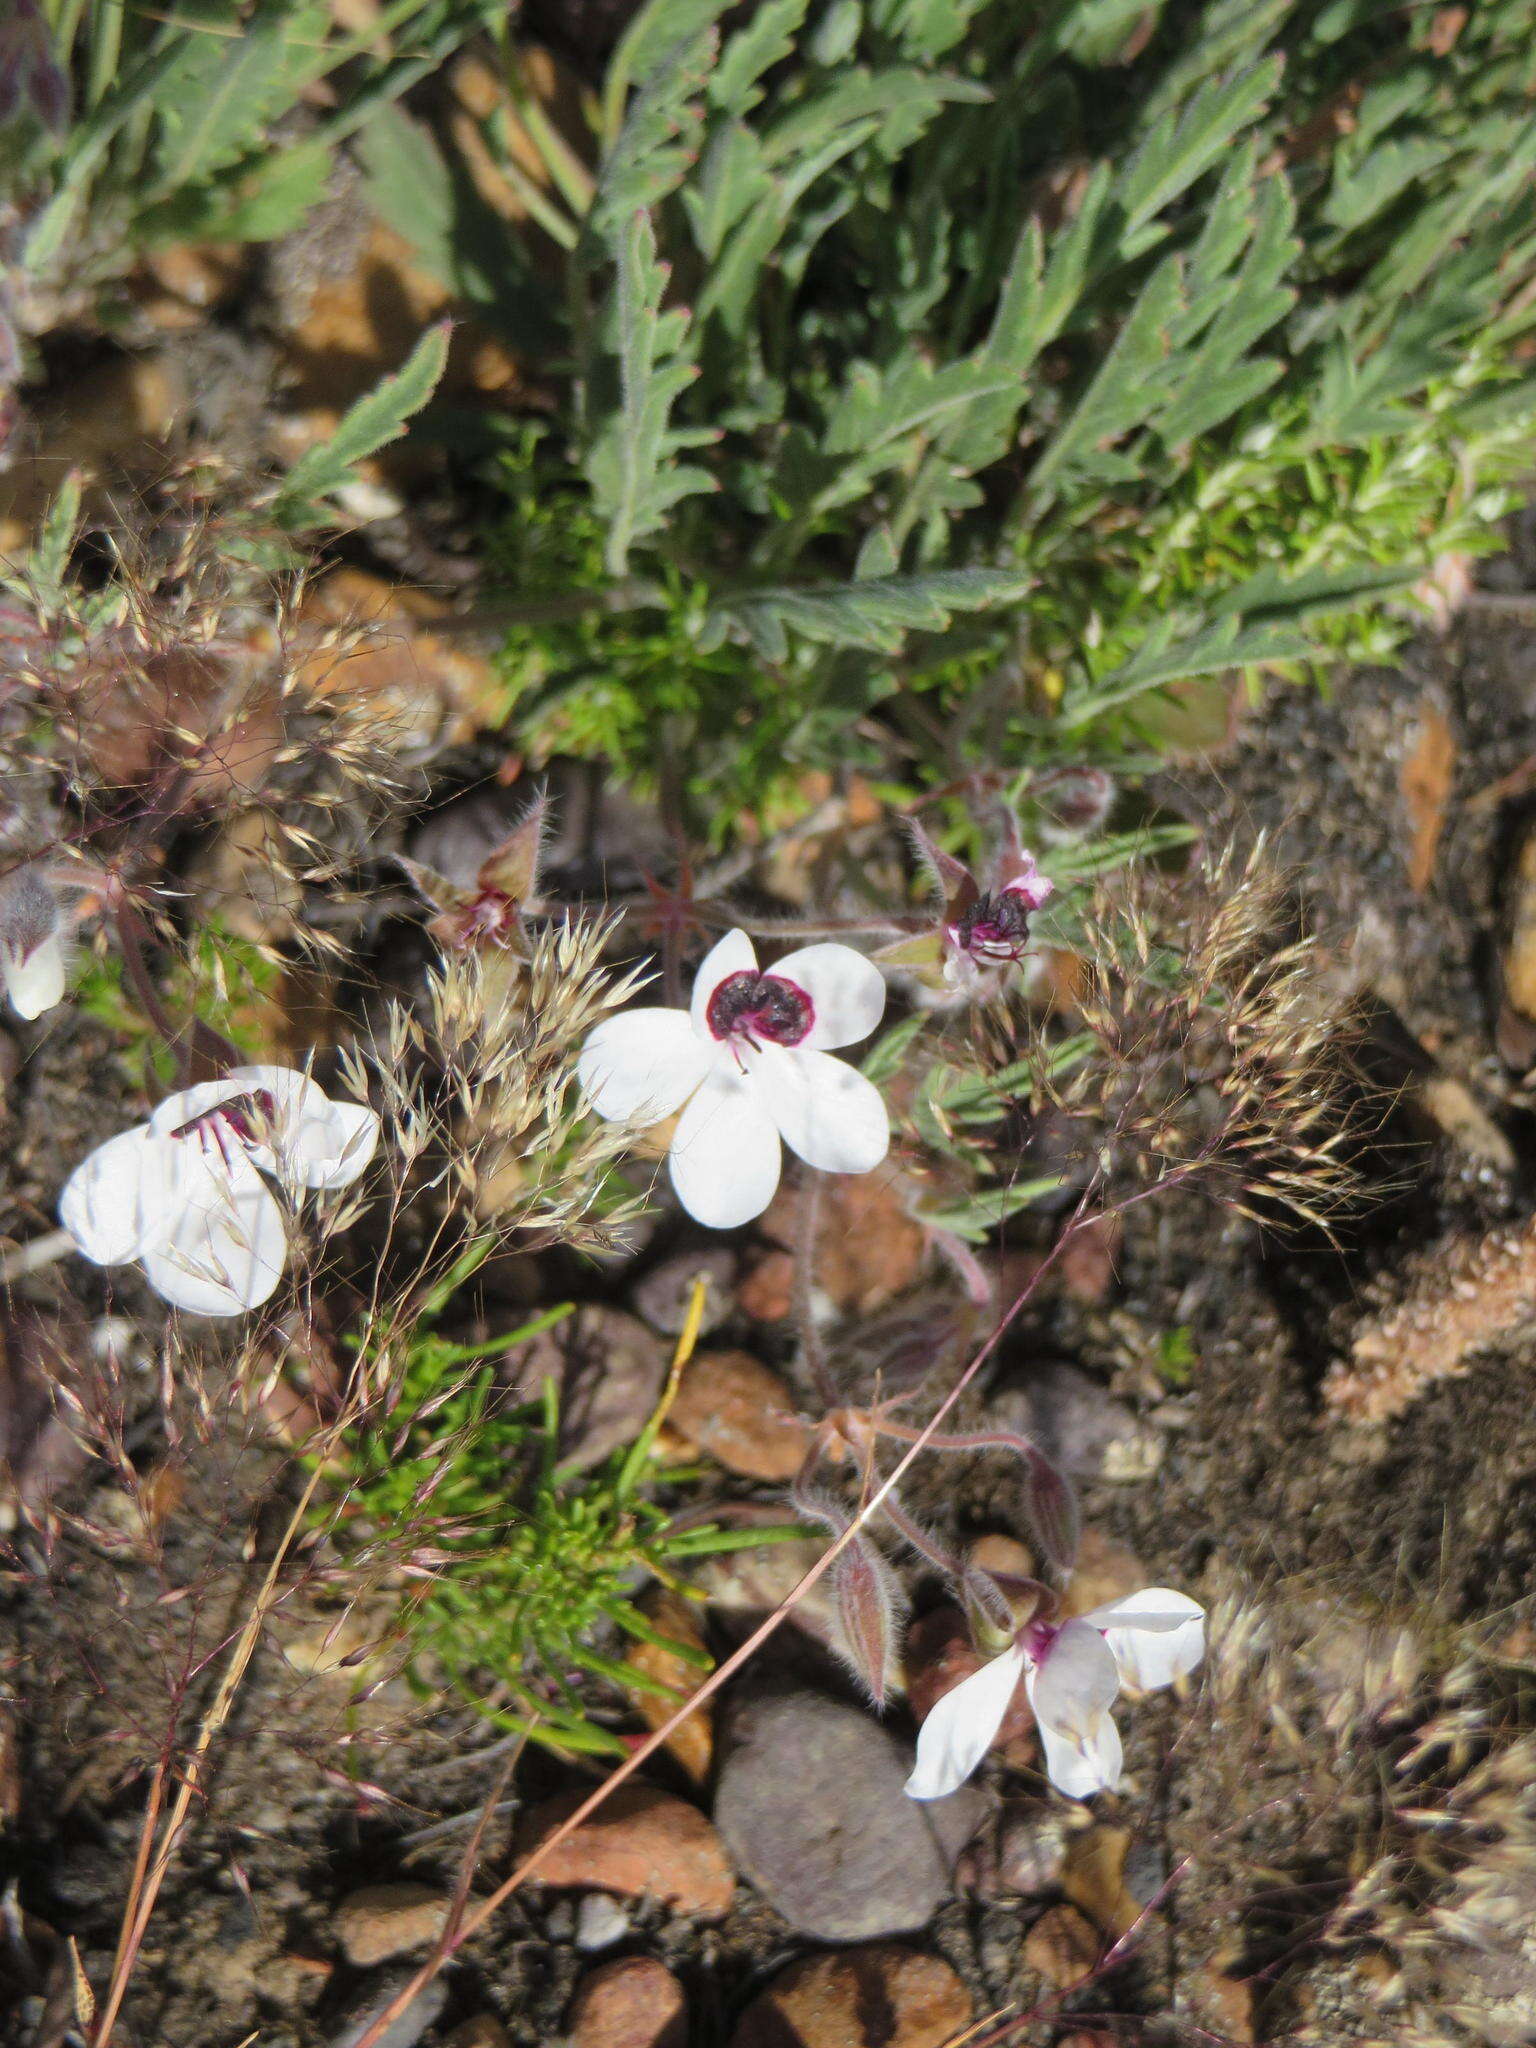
<box><xmin>141</xmin><ymin>1148</ymin><xmax>287</xmax><ymax>1316</ymax></box>
<box><xmin>577</xmin><ymin>1010</ymin><xmax>713</xmax><ymax>1123</ymax></box>
<box><xmin>1036</xmin><ymin>1705</ymin><xmax>1124</xmax><ymax>1799</ymax></box>
<box><xmin>771</xmin><ymin>943</ymin><xmax>886</xmax><ymax>1050</ymax></box>
<box><xmin>1084</xmin><ymin>1589</ymin><xmax>1206</xmax><ymax>1692</ymax></box>
<box><xmin>905</xmin><ymin>1643</ymin><xmax>1026</xmax><ymax>1801</ymax></box>
<box><xmin>59</xmin><ymin>1126</ymin><xmax>185</xmax><ymax>1265</ymax></box>
<box><xmin>690</xmin><ymin>928</ymin><xmax>757</xmax><ymax>1037</ymax></box>
<box><xmin>667</xmin><ymin>1064</ymin><xmax>781</xmax><ymax>1228</ymax></box>
<box><xmin>282</xmin><ymin>1094</ymin><xmax>380</xmax><ymax>1189</ymax></box>
<box><xmin>757</xmin><ymin>1045</ymin><xmax>890</xmax><ymax>1175</ymax></box>
<box><xmin>1028</xmin><ymin>1619</ymin><xmax>1122</xmax><ymax>1743</ymax></box>
<box><xmin>3</xmin><ymin>932</ymin><xmax>66</xmax><ymax>1019</ymax></box>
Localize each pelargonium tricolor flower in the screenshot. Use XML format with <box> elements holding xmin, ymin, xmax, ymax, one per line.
<box><xmin>577</xmin><ymin>928</ymin><xmax>889</xmax><ymax>1229</ymax></box>
<box><xmin>905</xmin><ymin>1587</ymin><xmax>1205</xmax><ymax>1802</ymax></box>
<box><xmin>879</xmin><ymin>818</ymin><xmax>1054</xmax><ymax>997</ymax></box>
<box><xmin>0</xmin><ymin>863</ymin><xmax>68</xmax><ymax>1021</ymax></box>
<box><xmin>58</xmin><ymin>1065</ymin><xmax>379</xmax><ymax>1317</ymax></box>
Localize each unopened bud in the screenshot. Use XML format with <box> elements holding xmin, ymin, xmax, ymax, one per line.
<box><xmin>0</xmin><ymin>864</ymin><xmax>66</xmax><ymax>1019</ymax></box>
<box><xmin>1038</xmin><ymin>767</ymin><xmax>1115</xmax><ymax>843</ymax></box>
<box><xmin>1022</xmin><ymin>1451</ymin><xmax>1080</xmax><ymax>1580</ymax></box>
<box><xmin>831</xmin><ymin>1534</ymin><xmax>907</xmax><ymax>1709</ymax></box>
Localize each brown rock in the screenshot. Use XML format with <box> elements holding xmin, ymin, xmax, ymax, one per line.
<box><xmin>623</xmin><ymin>1588</ymin><xmax>714</xmax><ymax>1784</ymax></box>
<box><xmin>500</xmin><ymin>1304</ymin><xmax>669</xmax><ymax>1471</ymax></box>
<box><xmin>1506</xmin><ymin>822</ymin><xmax>1536</xmax><ymax>1028</ymax></box>
<box><xmin>0</xmin><ymin>351</ymin><xmax>185</xmax><ymax>551</ymax></box>
<box><xmin>568</xmin><ymin>1957</ymin><xmax>687</xmax><ymax>2048</ymax></box>
<box><xmin>736</xmin><ymin>1249</ymin><xmax>795</xmax><ymax>1322</ymax></box>
<box><xmin>444</xmin><ymin>2017</ymin><xmax>512</xmax><ymax>2048</ymax></box>
<box><xmin>333</xmin><ymin>1882</ymin><xmax>451</xmax><ymax>1966</ymax></box>
<box><xmin>1059</xmin><ymin>1529</ymin><xmax>1148</xmax><ymax>1620</ymax></box>
<box><xmin>130</xmin><ymin>242</ymin><xmax>249</xmax><ymax>328</ymax></box>
<box><xmin>1061</xmin><ymin>1825</ymin><xmax>1140</xmax><ymax>1938</ymax></box>
<box><xmin>967</xmin><ymin>1533</ymin><xmax>1037</xmax><ymax>1584</ymax></box>
<box><xmin>759</xmin><ymin>1174</ymin><xmax>927</xmax><ymax>1314</ymax></box>
<box><xmin>1023</xmin><ymin>1903</ymin><xmax>1101</xmax><ymax>1990</ymax></box>
<box><xmin>1187</xmin><ymin>1963</ymin><xmax>1257</xmax><ymax>2046</ymax></box>
<box><xmin>516</xmin><ymin>1785</ymin><xmax>734</xmax><ymax>1920</ymax></box>
<box><xmin>730</xmin><ymin>1945</ymin><xmax>970</xmax><ymax>2048</ymax></box>
<box><xmin>667</xmin><ymin>1350</ymin><xmax>812</xmax><ymax>1482</ymax></box>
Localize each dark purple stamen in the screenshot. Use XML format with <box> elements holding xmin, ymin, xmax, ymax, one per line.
<box><xmin>170</xmin><ymin>1088</ymin><xmax>280</xmax><ymax>1159</ymax></box>
<box><xmin>706</xmin><ymin>970</ymin><xmax>815</xmax><ymax>1048</ymax></box>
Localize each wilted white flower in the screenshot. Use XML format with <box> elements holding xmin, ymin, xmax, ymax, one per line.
<box><xmin>58</xmin><ymin>1065</ymin><xmax>379</xmax><ymax>1317</ymax></box>
<box><xmin>577</xmin><ymin>928</ymin><xmax>889</xmax><ymax>1229</ymax></box>
<box><xmin>905</xmin><ymin>1588</ymin><xmax>1205</xmax><ymax>1801</ymax></box>
<box><xmin>0</xmin><ymin>864</ymin><xmax>67</xmax><ymax>1020</ymax></box>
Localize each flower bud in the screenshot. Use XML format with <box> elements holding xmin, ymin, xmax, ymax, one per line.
<box><xmin>0</xmin><ymin>864</ymin><xmax>66</xmax><ymax>1020</ymax></box>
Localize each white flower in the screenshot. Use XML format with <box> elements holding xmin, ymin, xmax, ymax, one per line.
<box><xmin>905</xmin><ymin>1588</ymin><xmax>1205</xmax><ymax>1802</ymax></box>
<box><xmin>577</xmin><ymin>928</ymin><xmax>889</xmax><ymax>1229</ymax></box>
<box><xmin>0</xmin><ymin>864</ymin><xmax>67</xmax><ymax>1020</ymax></box>
<box><xmin>58</xmin><ymin>1065</ymin><xmax>379</xmax><ymax>1317</ymax></box>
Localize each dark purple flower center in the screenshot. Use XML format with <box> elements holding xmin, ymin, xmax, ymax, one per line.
<box><xmin>954</xmin><ymin>888</ymin><xmax>1034</xmax><ymax>961</ymax></box>
<box><xmin>170</xmin><ymin>1088</ymin><xmax>280</xmax><ymax>1164</ymax></box>
<box><xmin>706</xmin><ymin>970</ymin><xmax>815</xmax><ymax>1049</ymax></box>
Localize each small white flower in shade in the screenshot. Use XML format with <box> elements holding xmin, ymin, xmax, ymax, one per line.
<box><xmin>57</xmin><ymin>1065</ymin><xmax>379</xmax><ymax>1317</ymax></box>
<box><xmin>0</xmin><ymin>864</ymin><xmax>67</xmax><ymax>1020</ymax></box>
<box><xmin>904</xmin><ymin>1588</ymin><xmax>1205</xmax><ymax>1802</ymax></box>
<box><xmin>577</xmin><ymin>928</ymin><xmax>889</xmax><ymax>1230</ymax></box>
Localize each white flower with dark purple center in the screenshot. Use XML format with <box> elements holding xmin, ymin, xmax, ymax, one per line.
<box><xmin>577</xmin><ymin>929</ymin><xmax>889</xmax><ymax>1230</ymax></box>
<box><xmin>58</xmin><ymin>1065</ymin><xmax>379</xmax><ymax>1317</ymax></box>
<box><xmin>905</xmin><ymin>1588</ymin><xmax>1205</xmax><ymax>1802</ymax></box>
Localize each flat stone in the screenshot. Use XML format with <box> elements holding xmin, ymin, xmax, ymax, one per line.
<box><xmin>730</xmin><ymin>1945</ymin><xmax>970</xmax><ymax>2048</ymax></box>
<box><xmin>631</xmin><ymin>1250</ymin><xmax>737</xmax><ymax>1336</ymax></box>
<box><xmin>333</xmin><ymin>1883</ymin><xmax>451</xmax><ymax>1967</ymax></box>
<box><xmin>667</xmin><ymin>1350</ymin><xmax>813</xmax><ymax>1482</ymax></box>
<box><xmin>516</xmin><ymin>1785</ymin><xmax>735</xmax><ymax>1920</ymax></box>
<box><xmin>568</xmin><ymin>1956</ymin><xmax>687</xmax><ymax>2048</ymax></box>
<box><xmin>713</xmin><ymin>1690</ymin><xmax>985</xmax><ymax>1942</ymax></box>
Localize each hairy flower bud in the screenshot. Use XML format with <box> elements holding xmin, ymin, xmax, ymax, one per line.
<box><xmin>0</xmin><ymin>864</ymin><xmax>66</xmax><ymax>1020</ymax></box>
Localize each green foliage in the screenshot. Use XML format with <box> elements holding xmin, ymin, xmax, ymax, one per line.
<box><xmin>73</xmin><ymin>919</ymin><xmax>283</xmax><ymax>1087</ymax></box>
<box><xmin>331</xmin><ymin>1283</ymin><xmax>784</xmax><ymax>1756</ymax></box>
<box><xmin>467</xmin><ymin>0</ymin><xmax>1536</xmax><ymax>852</ymax></box>
<box><xmin>16</xmin><ymin>0</ymin><xmax>505</xmax><ymax>285</ymax></box>
<box><xmin>268</xmin><ymin>320</ymin><xmax>452</xmax><ymax>531</ymax></box>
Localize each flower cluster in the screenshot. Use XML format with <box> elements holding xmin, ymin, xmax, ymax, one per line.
<box><xmin>906</xmin><ymin>1587</ymin><xmax>1205</xmax><ymax>1801</ymax></box>
<box><xmin>59</xmin><ymin>1065</ymin><xmax>379</xmax><ymax>1316</ymax></box>
<box><xmin>880</xmin><ymin>820</ymin><xmax>1055</xmax><ymax>998</ymax></box>
<box><xmin>578</xmin><ymin>928</ymin><xmax>889</xmax><ymax>1228</ymax></box>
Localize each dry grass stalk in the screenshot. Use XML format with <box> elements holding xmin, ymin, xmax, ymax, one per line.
<box><xmin>1325</xmin><ymin>1214</ymin><xmax>1536</xmax><ymax>1424</ymax></box>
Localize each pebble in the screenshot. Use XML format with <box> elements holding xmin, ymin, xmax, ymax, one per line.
<box><xmin>730</xmin><ymin>1945</ymin><xmax>970</xmax><ymax>2048</ymax></box>
<box><xmin>333</xmin><ymin>1884</ymin><xmax>452</xmax><ymax>1966</ymax></box>
<box><xmin>756</xmin><ymin>1174</ymin><xmax>928</xmax><ymax>1314</ymax></box>
<box><xmin>713</xmin><ymin>1690</ymin><xmax>985</xmax><ymax>1942</ymax></box>
<box><xmin>574</xmin><ymin>1891</ymin><xmax>632</xmax><ymax>1952</ymax></box>
<box><xmin>328</xmin><ymin>1973</ymin><xmax>449</xmax><ymax>2048</ymax></box>
<box><xmin>443</xmin><ymin>2019</ymin><xmax>511</xmax><ymax>2048</ymax></box>
<box><xmin>1059</xmin><ymin>1530</ymin><xmax>1148</xmax><ymax>1619</ymax></box>
<box><xmin>1061</xmin><ymin>1825</ymin><xmax>1140</xmax><ymax>1937</ymax></box>
<box><xmin>515</xmin><ymin>1785</ymin><xmax>735</xmax><ymax>1920</ymax></box>
<box><xmin>993</xmin><ymin>1362</ymin><xmax>1162</xmax><ymax>1482</ymax></box>
<box><xmin>691</xmin><ymin>1536</ymin><xmax>843</xmax><ymax>1653</ymax></box>
<box><xmin>568</xmin><ymin>1956</ymin><xmax>688</xmax><ymax>2048</ymax></box>
<box><xmin>631</xmin><ymin>1249</ymin><xmax>737</xmax><ymax>1336</ymax></box>
<box><xmin>1023</xmin><ymin>1903</ymin><xmax>1101</xmax><ymax>1990</ymax></box>
<box><xmin>667</xmin><ymin>1351</ymin><xmax>813</xmax><ymax>1482</ymax></box>
<box><xmin>503</xmin><ymin>1306</ymin><xmax>669</xmax><ymax>1471</ymax></box>
<box><xmin>296</xmin><ymin>568</ymin><xmax>504</xmax><ymax>753</ymax></box>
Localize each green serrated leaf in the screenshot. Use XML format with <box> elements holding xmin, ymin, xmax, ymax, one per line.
<box><xmin>270</xmin><ymin>322</ymin><xmax>451</xmax><ymax>531</ymax></box>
